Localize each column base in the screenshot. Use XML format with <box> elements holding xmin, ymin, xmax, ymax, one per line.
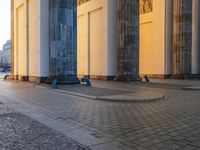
<box><xmin>140</xmin><ymin>74</ymin><xmax>172</xmax><ymax>79</ymax></box>
<box><xmin>171</xmin><ymin>74</ymin><xmax>192</xmax><ymax>79</ymax></box>
<box><xmin>78</xmin><ymin>74</ymin><xmax>115</xmax><ymax>81</ymax></box>
<box><xmin>29</xmin><ymin>76</ymin><xmax>48</xmax><ymax>83</ymax></box>
<box><xmin>14</xmin><ymin>75</ymin><xmax>29</xmax><ymax>81</ymax></box>
<box><xmin>191</xmin><ymin>74</ymin><xmax>200</xmax><ymax>79</ymax></box>
<box><xmin>13</xmin><ymin>75</ymin><xmax>80</xmax><ymax>84</ymax></box>
<box><xmin>115</xmin><ymin>74</ymin><xmax>141</xmax><ymax>81</ymax></box>
<box><xmin>55</xmin><ymin>74</ymin><xmax>80</xmax><ymax>85</ymax></box>
<box><xmin>14</xmin><ymin>75</ymin><xmax>48</xmax><ymax>83</ymax></box>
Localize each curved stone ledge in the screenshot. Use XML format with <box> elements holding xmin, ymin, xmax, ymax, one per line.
<box><xmin>182</xmin><ymin>86</ymin><xmax>200</xmax><ymax>91</ymax></box>
<box><xmin>55</xmin><ymin>89</ymin><xmax>165</xmax><ymax>103</ymax></box>
<box><xmin>96</xmin><ymin>92</ymin><xmax>165</xmax><ymax>103</ymax></box>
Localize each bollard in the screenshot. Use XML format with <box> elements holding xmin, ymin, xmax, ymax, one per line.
<box><xmin>52</xmin><ymin>79</ymin><xmax>57</xmax><ymax>89</ymax></box>
<box><xmin>81</xmin><ymin>77</ymin><xmax>91</xmax><ymax>86</ymax></box>
<box><xmin>144</xmin><ymin>75</ymin><xmax>150</xmax><ymax>82</ymax></box>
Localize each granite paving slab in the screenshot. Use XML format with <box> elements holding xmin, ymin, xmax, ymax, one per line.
<box><xmin>1</xmin><ymin>80</ymin><xmax>200</xmax><ymax>149</ymax></box>
<box><xmin>59</xmin><ymin>86</ymin><xmax>132</xmax><ymax>97</ymax></box>
<box><xmin>132</xmin><ymin>82</ymin><xmax>189</xmax><ymax>89</ymax></box>
<box><xmin>0</xmin><ymin>104</ymin><xmax>90</xmax><ymax>150</ymax></box>
<box><xmin>97</xmin><ymin>92</ymin><xmax>164</xmax><ymax>103</ymax></box>
<box><xmin>181</xmin><ymin>86</ymin><xmax>200</xmax><ymax>91</ymax></box>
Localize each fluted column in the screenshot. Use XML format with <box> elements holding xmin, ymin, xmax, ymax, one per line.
<box><xmin>165</xmin><ymin>0</ymin><xmax>173</xmax><ymax>77</ymax></box>
<box><xmin>11</xmin><ymin>0</ymin><xmax>14</xmax><ymax>78</ymax></box>
<box><xmin>25</xmin><ymin>0</ymin><xmax>29</xmax><ymax>79</ymax></box>
<box><xmin>192</xmin><ymin>0</ymin><xmax>200</xmax><ymax>75</ymax></box>
<box><xmin>116</xmin><ymin>0</ymin><xmax>140</xmax><ymax>81</ymax></box>
<box><xmin>173</xmin><ymin>0</ymin><xmax>192</xmax><ymax>79</ymax></box>
<box><xmin>49</xmin><ymin>0</ymin><xmax>80</xmax><ymax>84</ymax></box>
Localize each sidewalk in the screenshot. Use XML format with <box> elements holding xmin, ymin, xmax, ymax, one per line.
<box><xmin>56</xmin><ymin>85</ymin><xmax>164</xmax><ymax>103</ymax></box>
<box><xmin>91</xmin><ymin>79</ymin><xmax>200</xmax><ymax>91</ymax></box>
<box><xmin>0</xmin><ymin>104</ymin><xmax>90</xmax><ymax>150</ymax></box>
<box><xmin>0</xmin><ymin>80</ymin><xmax>200</xmax><ymax>149</ymax></box>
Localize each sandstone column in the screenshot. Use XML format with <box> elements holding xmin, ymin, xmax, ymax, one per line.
<box><xmin>116</xmin><ymin>0</ymin><xmax>140</xmax><ymax>81</ymax></box>
<box><xmin>11</xmin><ymin>0</ymin><xmax>14</xmax><ymax>78</ymax></box>
<box><xmin>165</xmin><ymin>0</ymin><xmax>173</xmax><ymax>77</ymax></box>
<box><xmin>192</xmin><ymin>0</ymin><xmax>200</xmax><ymax>76</ymax></box>
<box><xmin>25</xmin><ymin>0</ymin><xmax>29</xmax><ymax>80</ymax></box>
<box><xmin>49</xmin><ymin>0</ymin><xmax>80</xmax><ymax>84</ymax></box>
<box><xmin>173</xmin><ymin>0</ymin><xmax>192</xmax><ymax>79</ymax></box>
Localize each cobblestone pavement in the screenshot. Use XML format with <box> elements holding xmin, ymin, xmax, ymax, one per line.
<box><xmin>0</xmin><ymin>104</ymin><xmax>90</xmax><ymax>150</ymax></box>
<box><xmin>0</xmin><ymin>80</ymin><xmax>200</xmax><ymax>149</ymax></box>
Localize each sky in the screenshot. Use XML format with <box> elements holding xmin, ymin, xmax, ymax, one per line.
<box><xmin>0</xmin><ymin>0</ymin><xmax>10</xmax><ymax>50</ymax></box>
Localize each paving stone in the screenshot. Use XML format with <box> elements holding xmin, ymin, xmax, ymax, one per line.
<box><xmin>59</xmin><ymin>86</ymin><xmax>131</xmax><ymax>97</ymax></box>
<box><xmin>89</xmin><ymin>141</ymin><xmax>122</xmax><ymax>150</ymax></box>
<box><xmin>118</xmin><ymin>145</ymin><xmax>134</xmax><ymax>150</ymax></box>
<box><xmin>191</xmin><ymin>141</ymin><xmax>200</xmax><ymax>147</ymax></box>
<box><xmin>0</xmin><ymin>105</ymin><xmax>90</xmax><ymax>150</ymax></box>
<box><xmin>166</xmin><ymin>144</ymin><xmax>182</xmax><ymax>150</ymax></box>
<box><xmin>181</xmin><ymin>145</ymin><xmax>198</xmax><ymax>150</ymax></box>
<box><xmin>1</xmin><ymin>80</ymin><xmax>200</xmax><ymax>149</ymax></box>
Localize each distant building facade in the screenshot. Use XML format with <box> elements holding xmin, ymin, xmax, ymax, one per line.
<box><xmin>11</xmin><ymin>0</ymin><xmax>200</xmax><ymax>83</ymax></box>
<box><xmin>0</xmin><ymin>40</ymin><xmax>11</xmax><ymax>67</ymax></box>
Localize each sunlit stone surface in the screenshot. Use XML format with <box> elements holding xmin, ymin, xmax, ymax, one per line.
<box><xmin>11</xmin><ymin>0</ymin><xmax>200</xmax><ymax>83</ymax></box>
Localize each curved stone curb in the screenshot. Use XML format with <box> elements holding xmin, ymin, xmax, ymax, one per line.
<box><xmin>181</xmin><ymin>86</ymin><xmax>200</xmax><ymax>91</ymax></box>
<box><xmin>17</xmin><ymin>81</ymin><xmax>165</xmax><ymax>103</ymax></box>
<box><xmin>96</xmin><ymin>92</ymin><xmax>165</xmax><ymax>103</ymax></box>
<box><xmin>54</xmin><ymin>89</ymin><xmax>165</xmax><ymax>103</ymax></box>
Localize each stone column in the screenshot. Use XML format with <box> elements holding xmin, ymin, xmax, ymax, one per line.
<box><xmin>173</xmin><ymin>0</ymin><xmax>192</xmax><ymax>79</ymax></box>
<box><xmin>192</xmin><ymin>0</ymin><xmax>200</xmax><ymax>75</ymax></box>
<box><xmin>165</xmin><ymin>0</ymin><xmax>173</xmax><ymax>77</ymax></box>
<box><xmin>115</xmin><ymin>0</ymin><xmax>140</xmax><ymax>81</ymax></box>
<box><xmin>49</xmin><ymin>0</ymin><xmax>80</xmax><ymax>84</ymax></box>
<box><xmin>25</xmin><ymin>0</ymin><xmax>29</xmax><ymax>80</ymax></box>
<box><xmin>11</xmin><ymin>0</ymin><xmax>14</xmax><ymax>78</ymax></box>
